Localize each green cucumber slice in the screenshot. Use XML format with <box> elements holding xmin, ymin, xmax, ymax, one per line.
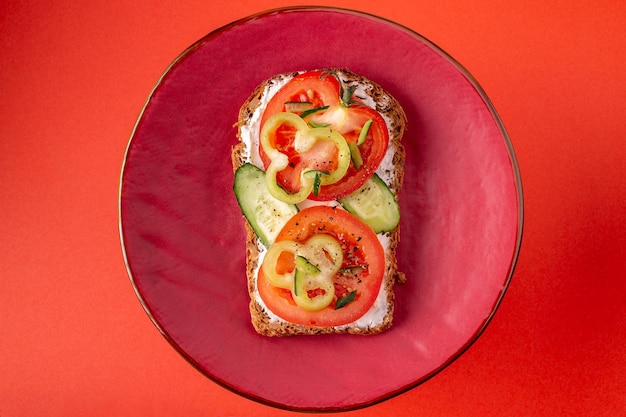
<box><xmin>357</xmin><ymin>118</ymin><xmax>373</xmax><ymax>145</ymax></box>
<box><xmin>295</xmin><ymin>255</ymin><xmax>321</xmax><ymax>275</ymax></box>
<box><xmin>338</xmin><ymin>174</ymin><xmax>400</xmax><ymax>233</ymax></box>
<box><xmin>348</xmin><ymin>142</ymin><xmax>363</xmax><ymax>169</ymax></box>
<box><xmin>300</xmin><ymin>105</ymin><xmax>330</xmax><ymax>119</ymax></box>
<box><xmin>284</xmin><ymin>101</ymin><xmax>313</xmax><ymax>113</ymax></box>
<box><xmin>293</xmin><ymin>267</ymin><xmax>303</xmax><ymax>296</ymax></box>
<box><xmin>294</xmin><ymin>256</ymin><xmax>316</xmax><ymax>297</ymax></box>
<box><xmin>233</xmin><ymin>163</ymin><xmax>298</xmax><ymax>247</ymax></box>
<box><xmin>334</xmin><ymin>290</ymin><xmax>357</xmax><ymax>310</ymax></box>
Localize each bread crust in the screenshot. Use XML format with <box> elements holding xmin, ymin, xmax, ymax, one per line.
<box><xmin>232</xmin><ymin>69</ymin><xmax>406</xmax><ymax>336</ymax></box>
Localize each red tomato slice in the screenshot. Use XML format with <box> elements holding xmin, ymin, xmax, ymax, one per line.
<box><xmin>257</xmin><ymin>206</ymin><xmax>386</xmax><ymax>327</ymax></box>
<box><xmin>259</xmin><ymin>70</ymin><xmax>389</xmax><ymax>201</ymax></box>
<box><xmin>309</xmin><ymin>105</ymin><xmax>388</xmax><ymax>200</ymax></box>
<box><xmin>260</xmin><ymin>70</ymin><xmax>341</xmax><ymax>126</ymax></box>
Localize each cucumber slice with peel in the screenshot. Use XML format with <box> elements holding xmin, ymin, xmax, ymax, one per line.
<box><xmin>338</xmin><ymin>174</ymin><xmax>400</xmax><ymax>233</ymax></box>
<box><xmin>233</xmin><ymin>163</ymin><xmax>298</xmax><ymax>247</ymax></box>
<box><xmin>295</xmin><ymin>255</ymin><xmax>321</xmax><ymax>275</ymax></box>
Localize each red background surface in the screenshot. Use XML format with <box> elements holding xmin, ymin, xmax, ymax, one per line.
<box><xmin>1</xmin><ymin>1</ymin><xmax>624</xmax><ymax>416</ymax></box>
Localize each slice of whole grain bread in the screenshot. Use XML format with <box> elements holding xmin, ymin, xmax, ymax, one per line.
<box><xmin>232</xmin><ymin>69</ymin><xmax>406</xmax><ymax>336</ymax></box>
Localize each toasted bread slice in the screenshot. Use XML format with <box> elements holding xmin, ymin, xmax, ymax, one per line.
<box><xmin>232</xmin><ymin>69</ymin><xmax>406</xmax><ymax>336</ymax></box>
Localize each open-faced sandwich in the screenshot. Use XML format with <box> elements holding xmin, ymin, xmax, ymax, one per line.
<box><xmin>232</xmin><ymin>69</ymin><xmax>406</xmax><ymax>336</ymax></box>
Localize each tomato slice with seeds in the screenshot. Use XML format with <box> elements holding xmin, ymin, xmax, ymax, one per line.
<box><xmin>260</xmin><ymin>70</ymin><xmax>341</xmax><ymax>125</ymax></box>
<box><xmin>308</xmin><ymin>105</ymin><xmax>388</xmax><ymax>200</ymax></box>
<box><xmin>257</xmin><ymin>206</ymin><xmax>385</xmax><ymax>327</ymax></box>
<box><xmin>259</xmin><ymin>70</ymin><xmax>389</xmax><ymax>201</ymax></box>
<box><xmin>260</xmin><ymin>112</ymin><xmax>351</xmax><ymax>204</ymax></box>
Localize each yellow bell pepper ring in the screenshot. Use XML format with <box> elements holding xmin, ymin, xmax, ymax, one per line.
<box><xmin>260</xmin><ymin>112</ymin><xmax>351</xmax><ymax>204</ymax></box>
<box><xmin>261</xmin><ymin>240</ymin><xmax>302</xmax><ymax>289</ymax></box>
<box><xmin>260</xmin><ymin>234</ymin><xmax>344</xmax><ymax>311</ymax></box>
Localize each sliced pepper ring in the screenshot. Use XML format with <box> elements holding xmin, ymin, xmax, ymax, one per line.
<box><xmin>260</xmin><ymin>112</ymin><xmax>351</xmax><ymax>204</ymax></box>
<box><xmin>261</xmin><ymin>234</ymin><xmax>344</xmax><ymax>311</ymax></box>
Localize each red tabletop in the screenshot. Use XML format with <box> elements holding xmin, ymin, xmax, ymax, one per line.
<box><xmin>2</xmin><ymin>1</ymin><xmax>624</xmax><ymax>416</ymax></box>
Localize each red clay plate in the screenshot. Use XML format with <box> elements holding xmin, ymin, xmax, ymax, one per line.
<box><xmin>119</xmin><ymin>6</ymin><xmax>523</xmax><ymax>412</ymax></box>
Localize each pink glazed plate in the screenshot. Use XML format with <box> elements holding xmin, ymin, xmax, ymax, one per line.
<box><xmin>119</xmin><ymin>6</ymin><xmax>523</xmax><ymax>412</ymax></box>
